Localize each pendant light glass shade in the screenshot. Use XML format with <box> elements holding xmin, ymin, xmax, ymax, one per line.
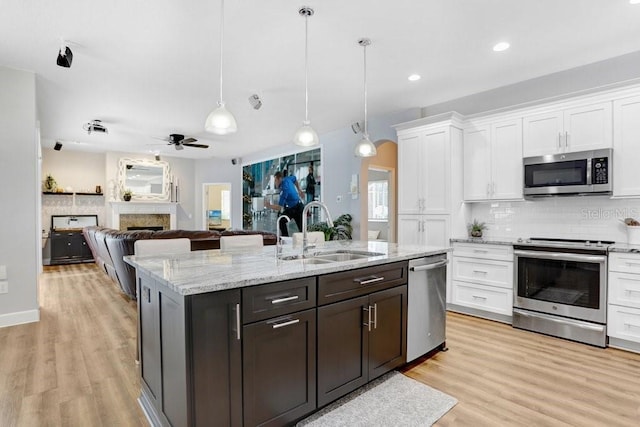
<box><xmin>293</xmin><ymin>121</ymin><xmax>319</xmax><ymax>147</ymax></box>
<box><xmin>355</xmin><ymin>38</ymin><xmax>376</xmax><ymax>157</ymax></box>
<box><xmin>354</xmin><ymin>134</ymin><xmax>376</xmax><ymax>157</ymax></box>
<box><xmin>293</xmin><ymin>7</ymin><xmax>319</xmax><ymax>147</ymax></box>
<box><xmin>205</xmin><ymin>102</ymin><xmax>237</xmax><ymax>134</ymax></box>
<box><xmin>205</xmin><ymin>0</ymin><xmax>237</xmax><ymax>135</ymax></box>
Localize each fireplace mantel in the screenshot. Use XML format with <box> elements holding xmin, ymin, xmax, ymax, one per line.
<box><xmin>110</xmin><ymin>201</ymin><xmax>177</xmax><ymax>230</ymax></box>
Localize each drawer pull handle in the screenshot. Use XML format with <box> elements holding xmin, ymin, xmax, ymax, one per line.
<box><xmin>624</xmin><ymin>289</ymin><xmax>640</xmax><ymax>295</ymax></box>
<box><xmin>235</xmin><ymin>303</ymin><xmax>241</xmax><ymax>340</ymax></box>
<box><xmin>625</xmin><ymin>262</ymin><xmax>640</xmax><ymax>267</ymax></box>
<box><xmin>473</xmin><ymin>249</ymin><xmax>488</xmax><ymax>253</ymax></box>
<box><xmin>624</xmin><ymin>322</ymin><xmax>640</xmax><ymax>330</ymax></box>
<box><xmin>354</xmin><ymin>275</ymin><xmax>385</xmax><ymax>285</ymax></box>
<box><xmin>363</xmin><ymin>306</ymin><xmax>372</xmax><ymax>332</ymax></box>
<box><xmin>473</xmin><ymin>270</ymin><xmax>489</xmax><ymax>275</ymax></box>
<box><xmin>472</xmin><ymin>295</ymin><xmax>487</xmax><ymax>300</ymax></box>
<box><xmin>272</xmin><ymin>319</ymin><xmax>300</xmax><ymax>329</ymax></box>
<box><xmin>373</xmin><ymin>303</ymin><xmax>377</xmax><ymax>330</ymax></box>
<box><xmin>271</xmin><ymin>295</ymin><xmax>299</xmax><ymax>304</ymax></box>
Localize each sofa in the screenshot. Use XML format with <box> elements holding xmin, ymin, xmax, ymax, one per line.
<box><xmin>83</xmin><ymin>226</ymin><xmax>277</xmax><ymax>299</ymax></box>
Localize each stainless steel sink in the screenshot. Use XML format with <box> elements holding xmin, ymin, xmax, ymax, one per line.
<box><xmin>279</xmin><ymin>250</ymin><xmax>384</xmax><ymax>264</ymax></box>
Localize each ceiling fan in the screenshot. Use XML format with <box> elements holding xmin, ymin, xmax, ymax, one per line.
<box><xmin>165</xmin><ymin>134</ymin><xmax>209</xmax><ymax>150</ymax></box>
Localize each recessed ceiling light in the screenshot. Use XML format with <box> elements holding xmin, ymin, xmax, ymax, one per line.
<box><xmin>408</xmin><ymin>74</ymin><xmax>421</xmax><ymax>81</ymax></box>
<box><xmin>630</xmin><ymin>0</ymin><xmax>640</xmax><ymax>4</ymax></box>
<box><xmin>493</xmin><ymin>42</ymin><xmax>510</xmax><ymax>52</ymax></box>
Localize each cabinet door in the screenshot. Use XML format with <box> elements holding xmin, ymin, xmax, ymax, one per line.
<box><xmin>613</xmin><ymin>95</ymin><xmax>640</xmax><ymax>197</ymax></box>
<box><xmin>368</xmin><ymin>286</ymin><xmax>407</xmax><ymax>380</ymax></box>
<box><xmin>491</xmin><ymin>119</ymin><xmax>523</xmax><ymax>200</ymax></box>
<box><xmin>463</xmin><ymin>125</ymin><xmax>491</xmax><ymax>201</ymax></box>
<box><xmin>397</xmin><ymin>215</ymin><xmax>423</xmax><ymax>246</ymax></box>
<box><xmin>423</xmin><ymin>215</ymin><xmax>450</xmax><ymax>248</ymax></box>
<box><xmin>423</xmin><ymin>128</ymin><xmax>450</xmax><ymax>213</ymax></box>
<box><xmin>139</xmin><ymin>277</ymin><xmax>162</xmax><ymax>408</ymax></box>
<box><xmin>190</xmin><ymin>290</ymin><xmax>242</xmax><ymax>427</ymax></box>
<box><xmin>564</xmin><ymin>102</ymin><xmax>612</xmax><ymax>152</ymax></box>
<box><xmin>397</xmin><ymin>134</ymin><xmax>423</xmax><ymax>214</ymax></box>
<box><xmin>243</xmin><ymin>309</ymin><xmax>316</xmax><ymax>427</ymax></box>
<box><xmin>522</xmin><ymin>110</ymin><xmax>564</xmax><ymax>157</ymax></box>
<box><xmin>317</xmin><ymin>296</ymin><xmax>369</xmax><ymax>407</ymax></box>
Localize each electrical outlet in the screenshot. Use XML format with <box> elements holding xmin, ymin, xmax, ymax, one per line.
<box><xmin>336</xmin><ymin>195</ymin><xmax>342</xmax><ymax>202</ymax></box>
<box><xmin>0</xmin><ymin>265</ymin><xmax>6</xmax><ymax>280</ymax></box>
<box><xmin>0</xmin><ymin>280</ymin><xmax>8</xmax><ymax>294</ymax></box>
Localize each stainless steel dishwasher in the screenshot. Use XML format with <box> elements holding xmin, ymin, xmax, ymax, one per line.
<box><xmin>407</xmin><ymin>254</ymin><xmax>448</xmax><ymax>362</ymax></box>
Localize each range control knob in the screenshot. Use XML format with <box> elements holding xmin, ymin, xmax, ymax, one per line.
<box><xmin>585</xmin><ymin>241</ymin><xmax>591</xmax><ymax>246</ymax></box>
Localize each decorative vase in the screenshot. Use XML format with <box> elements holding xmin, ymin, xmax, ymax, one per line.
<box><xmin>470</xmin><ymin>230</ymin><xmax>483</xmax><ymax>238</ymax></box>
<box><xmin>123</xmin><ymin>194</ymin><xmax>132</xmax><ymax>202</ymax></box>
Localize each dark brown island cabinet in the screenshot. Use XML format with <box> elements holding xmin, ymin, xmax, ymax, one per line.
<box><xmin>137</xmin><ymin>261</ymin><xmax>409</xmax><ymax>427</ymax></box>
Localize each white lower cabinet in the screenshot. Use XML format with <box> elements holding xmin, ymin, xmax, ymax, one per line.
<box><xmin>398</xmin><ymin>214</ymin><xmax>450</xmax><ymax>247</ymax></box>
<box><xmin>608</xmin><ymin>252</ymin><xmax>640</xmax><ymax>352</ymax></box>
<box><xmin>450</xmin><ymin>242</ymin><xmax>514</xmax><ymax>322</ymax></box>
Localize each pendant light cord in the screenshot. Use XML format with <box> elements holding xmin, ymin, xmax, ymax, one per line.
<box><xmin>363</xmin><ymin>41</ymin><xmax>368</xmax><ymax>136</ymax></box>
<box><xmin>219</xmin><ymin>0</ymin><xmax>225</xmax><ymax>103</ymax></box>
<box><xmin>304</xmin><ymin>13</ymin><xmax>309</xmax><ymax>122</ymax></box>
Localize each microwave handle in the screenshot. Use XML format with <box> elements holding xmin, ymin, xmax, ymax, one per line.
<box><xmin>587</xmin><ymin>158</ymin><xmax>592</xmax><ymax>185</ymax></box>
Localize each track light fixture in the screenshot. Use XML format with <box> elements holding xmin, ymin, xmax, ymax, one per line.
<box><xmin>54</xmin><ymin>142</ymin><xmax>63</xmax><ymax>151</ymax></box>
<box><xmin>56</xmin><ymin>40</ymin><xmax>73</xmax><ymax>68</ymax></box>
<box><xmin>249</xmin><ymin>94</ymin><xmax>262</xmax><ymax>110</ymax></box>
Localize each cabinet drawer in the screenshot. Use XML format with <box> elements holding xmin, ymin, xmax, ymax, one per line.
<box><xmin>452</xmin><ymin>242</ymin><xmax>513</xmax><ymax>261</ymax></box>
<box><xmin>318</xmin><ymin>262</ymin><xmax>408</xmax><ymax>306</ymax></box>
<box><xmin>608</xmin><ymin>304</ymin><xmax>640</xmax><ymax>343</ymax></box>
<box><xmin>609</xmin><ymin>252</ymin><xmax>640</xmax><ymax>274</ymax></box>
<box><xmin>452</xmin><ymin>257</ymin><xmax>513</xmax><ymax>289</ymax></box>
<box><xmin>608</xmin><ymin>272</ymin><xmax>640</xmax><ymax>309</ymax></box>
<box><xmin>452</xmin><ymin>280</ymin><xmax>513</xmax><ymax>316</ymax></box>
<box><xmin>242</xmin><ymin>277</ymin><xmax>316</xmax><ymax>324</ymax></box>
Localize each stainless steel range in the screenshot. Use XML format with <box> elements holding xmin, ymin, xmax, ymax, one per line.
<box><xmin>513</xmin><ymin>238</ymin><xmax>613</xmax><ymax>347</ymax></box>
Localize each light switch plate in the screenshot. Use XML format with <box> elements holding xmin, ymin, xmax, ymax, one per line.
<box><xmin>0</xmin><ymin>265</ymin><xmax>6</xmax><ymax>280</ymax></box>
<box><xmin>0</xmin><ymin>280</ymin><xmax>8</xmax><ymax>294</ymax></box>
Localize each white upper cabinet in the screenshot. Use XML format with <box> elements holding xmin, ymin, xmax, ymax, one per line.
<box><xmin>522</xmin><ymin>102</ymin><xmax>612</xmax><ymax>157</ymax></box>
<box><xmin>398</xmin><ymin>126</ymin><xmax>452</xmax><ymax>214</ymax></box>
<box><xmin>464</xmin><ymin>119</ymin><xmax>523</xmax><ymax>201</ymax></box>
<box><xmin>613</xmin><ymin>95</ymin><xmax>640</xmax><ymax>197</ymax></box>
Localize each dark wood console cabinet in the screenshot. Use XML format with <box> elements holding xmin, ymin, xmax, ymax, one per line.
<box><xmin>50</xmin><ymin>231</ymin><xmax>93</xmax><ymax>264</ymax></box>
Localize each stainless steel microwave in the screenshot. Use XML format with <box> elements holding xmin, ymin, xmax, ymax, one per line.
<box><xmin>523</xmin><ymin>148</ymin><xmax>612</xmax><ymax>197</ymax></box>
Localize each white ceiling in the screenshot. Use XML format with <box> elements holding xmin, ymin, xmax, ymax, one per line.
<box><xmin>2</xmin><ymin>0</ymin><xmax>640</xmax><ymax>159</ymax></box>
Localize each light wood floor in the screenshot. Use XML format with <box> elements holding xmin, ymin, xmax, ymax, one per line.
<box><xmin>2</xmin><ymin>264</ymin><xmax>639</xmax><ymax>426</ymax></box>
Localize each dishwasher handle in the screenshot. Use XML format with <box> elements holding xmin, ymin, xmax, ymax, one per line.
<box><xmin>410</xmin><ymin>259</ymin><xmax>449</xmax><ymax>272</ymax></box>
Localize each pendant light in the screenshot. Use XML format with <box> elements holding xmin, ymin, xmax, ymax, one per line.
<box><xmin>354</xmin><ymin>38</ymin><xmax>377</xmax><ymax>157</ymax></box>
<box><xmin>293</xmin><ymin>7</ymin><xmax>319</xmax><ymax>147</ymax></box>
<box><xmin>205</xmin><ymin>0</ymin><xmax>238</xmax><ymax>135</ymax></box>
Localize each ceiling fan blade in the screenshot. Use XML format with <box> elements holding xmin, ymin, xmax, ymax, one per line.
<box><xmin>182</xmin><ymin>137</ymin><xmax>197</xmax><ymax>144</ymax></box>
<box><xmin>183</xmin><ymin>142</ymin><xmax>209</xmax><ymax>149</ymax></box>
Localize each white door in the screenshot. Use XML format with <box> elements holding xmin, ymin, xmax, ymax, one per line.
<box><xmin>397</xmin><ymin>134</ymin><xmax>423</xmax><ymax>214</ymax></box>
<box><xmin>491</xmin><ymin>119</ymin><xmax>523</xmax><ymax>200</ymax></box>
<box><xmin>613</xmin><ymin>95</ymin><xmax>640</xmax><ymax>197</ymax></box>
<box><xmin>564</xmin><ymin>102</ymin><xmax>612</xmax><ymax>152</ymax></box>
<box><xmin>423</xmin><ymin>128</ymin><xmax>449</xmax><ymax>213</ymax></box>
<box><xmin>463</xmin><ymin>125</ymin><xmax>491</xmax><ymax>201</ymax></box>
<box><xmin>522</xmin><ymin>110</ymin><xmax>564</xmax><ymax>157</ymax></box>
<box><xmin>397</xmin><ymin>215</ymin><xmax>423</xmax><ymax>245</ymax></box>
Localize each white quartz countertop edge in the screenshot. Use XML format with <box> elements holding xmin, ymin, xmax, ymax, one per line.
<box><xmin>124</xmin><ymin>241</ymin><xmax>450</xmax><ymax>296</ymax></box>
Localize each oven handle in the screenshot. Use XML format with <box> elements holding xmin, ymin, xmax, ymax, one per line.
<box><xmin>514</xmin><ymin>249</ymin><xmax>606</xmax><ymax>263</ymax></box>
<box><xmin>514</xmin><ymin>309</ymin><xmax>605</xmax><ymax>332</ymax></box>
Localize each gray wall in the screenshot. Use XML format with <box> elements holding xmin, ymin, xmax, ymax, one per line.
<box><xmin>0</xmin><ymin>66</ymin><xmax>39</xmax><ymax>325</ymax></box>
<box><xmin>422</xmin><ymin>50</ymin><xmax>640</xmax><ymax>117</ymax></box>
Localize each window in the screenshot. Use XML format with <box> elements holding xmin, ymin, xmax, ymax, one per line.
<box><xmin>368</xmin><ymin>180</ymin><xmax>388</xmax><ymax>220</ymax></box>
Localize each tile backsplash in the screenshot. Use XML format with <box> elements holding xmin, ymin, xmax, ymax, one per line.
<box><xmin>469</xmin><ymin>196</ymin><xmax>640</xmax><ymax>243</ymax></box>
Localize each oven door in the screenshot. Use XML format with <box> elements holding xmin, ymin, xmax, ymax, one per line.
<box><xmin>514</xmin><ymin>249</ymin><xmax>607</xmax><ymax>323</ymax></box>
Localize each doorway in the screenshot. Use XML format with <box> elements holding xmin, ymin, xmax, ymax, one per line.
<box><xmin>367</xmin><ymin>168</ymin><xmax>391</xmax><ymax>241</ymax></box>
<box><xmin>202</xmin><ymin>183</ymin><xmax>232</xmax><ymax>231</ymax></box>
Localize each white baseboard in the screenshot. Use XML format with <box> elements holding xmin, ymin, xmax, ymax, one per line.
<box><xmin>0</xmin><ymin>309</ymin><xmax>40</xmax><ymax>328</ymax></box>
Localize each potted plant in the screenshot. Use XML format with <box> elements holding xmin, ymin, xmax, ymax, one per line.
<box><xmin>123</xmin><ymin>189</ymin><xmax>133</xmax><ymax>201</ymax></box>
<box><xmin>308</xmin><ymin>213</ymin><xmax>353</xmax><ymax>241</ymax></box>
<box><xmin>468</xmin><ymin>219</ymin><xmax>487</xmax><ymax>238</ymax></box>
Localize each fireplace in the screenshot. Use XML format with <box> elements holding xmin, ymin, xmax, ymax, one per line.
<box><xmin>110</xmin><ymin>202</ymin><xmax>177</xmax><ymax>230</ymax></box>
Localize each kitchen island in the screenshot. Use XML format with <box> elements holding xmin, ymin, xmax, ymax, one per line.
<box><xmin>125</xmin><ymin>240</ymin><xmax>449</xmax><ymax>427</ymax></box>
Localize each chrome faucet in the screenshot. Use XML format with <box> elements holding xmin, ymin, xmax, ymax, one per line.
<box><xmin>276</xmin><ymin>215</ymin><xmax>291</xmax><ymax>258</ymax></box>
<box><xmin>302</xmin><ymin>201</ymin><xmax>333</xmax><ymax>257</ymax></box>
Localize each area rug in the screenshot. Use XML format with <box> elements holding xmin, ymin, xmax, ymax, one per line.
<box><xmin>297</xmin><ymin>371</ymin><xmax>457</xmax><ymax>426</ymax></box>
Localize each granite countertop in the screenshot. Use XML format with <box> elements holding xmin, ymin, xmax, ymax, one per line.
<box><xmin>450</xmin><ymin>238</ymin><xmax>516</xmax><ymax>245</ymax></box>
<box><xmin>124</xmin><ymin>240</ymin><xmax>450</xmax><ymax>296</ymax></box>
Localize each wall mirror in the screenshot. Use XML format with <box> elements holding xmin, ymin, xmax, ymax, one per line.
<box><xmin>118</xmin><ymin>158</ymin><xmax>171</xmax><ymax>201</ymax></box>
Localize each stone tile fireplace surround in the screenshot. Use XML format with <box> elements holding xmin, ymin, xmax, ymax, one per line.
<box><xmin>110</xmin><ymin>202</ymin><xmax>177</xmax><ymax>230</ymax></box>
